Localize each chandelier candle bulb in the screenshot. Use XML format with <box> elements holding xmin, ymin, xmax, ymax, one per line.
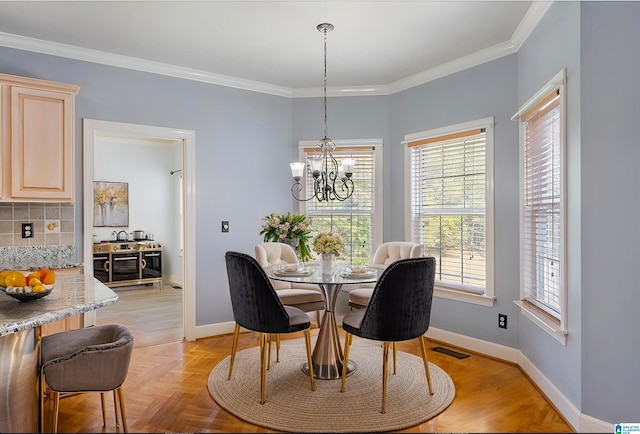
<box><xmin>342</xmin><ymin>158</ymin><xmax>355</xmax><ymax>175</ymax></box>
<box><xmin>290</xmin><ymin>162</ymin><xmax>305</xmax><ymax>180</ymax></box>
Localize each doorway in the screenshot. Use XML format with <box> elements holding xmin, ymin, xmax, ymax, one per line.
<box><xmin>82</xmin><ymin>119</ymin><xmax>196</xmax><ymax>342</ymax></box>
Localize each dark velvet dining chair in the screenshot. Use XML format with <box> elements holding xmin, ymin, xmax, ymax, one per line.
<box><xmin>340</xmin><ymin>256</ymin><xmax>436</xmax><ymax>414</ymax></box>
<box><xmin>224</xmin><ymin>251</ymin><xmax>315</xmax><ymax>404</ymax></box>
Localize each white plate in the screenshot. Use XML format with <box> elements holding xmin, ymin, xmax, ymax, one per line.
<box><xmin>340</xmin><ymin>270</ymin><xmax>376</xmax><ymax>278</ymax></box>
<box><xmin>273</xmin><ymin>269</ymin><xmax>313</xmax><ymax>277</ymax></box>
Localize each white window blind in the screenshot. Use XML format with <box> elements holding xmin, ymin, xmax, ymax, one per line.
<box><xmin>408</xmin><ymin>126</ymin><xmax>489</xmax><ymax>293</ymax></box>
<box><xmin>521</xmin><ymin>87</ymin><xmax>563</xmax><ymax>319</ymax></box>
<box><xmin>303</xmin><ymin>146</ymin><xmax>377</xmax><ymax>265</ymax></box>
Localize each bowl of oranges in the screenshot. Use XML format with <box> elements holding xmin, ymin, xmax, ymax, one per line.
<box><xmin>0</xmin><ymin>268</ymin><xmax>55</xmax><ymax>301</ymax></box>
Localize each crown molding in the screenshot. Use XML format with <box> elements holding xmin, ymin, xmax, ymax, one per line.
<box><xmin>511</xmin><ymin>1</ymin><xmax>554</xmax><ymax>50</ymax></box>
<box><xmin>0</xmin><ymin>31</ymin><xmax>293</xmax><ymax>98</ymax></box>
<box><xmin>0</xmin><ymin>2</ymin><xmax>550</xmax><ymax>99</ymax></box>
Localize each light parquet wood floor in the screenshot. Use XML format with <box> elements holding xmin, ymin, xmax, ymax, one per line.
<box><xmin>95</xmin><ymin>283</ymin><xmax>184</xmax><ymax>348</ymax></box>
<box><xmin>47</xmin><ymin>328</ymin><xmax>574</xmax><ymax>433</ymax></box>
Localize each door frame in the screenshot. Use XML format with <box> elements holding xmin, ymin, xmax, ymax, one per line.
<box><xmin>82</xmin><ymin>119</ymin><xmax>197</xmax><ymax>341</ymax></box>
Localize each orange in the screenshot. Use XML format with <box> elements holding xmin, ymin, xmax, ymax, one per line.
<box><xmin>40</xmin><ymin>269</ymin><xmax>55</xmax><ymax>285</ymax></box>
<box><xmin>4</xmin><ymin>271</ymin><xmax>26</xmax><ymax>288</ymax></box>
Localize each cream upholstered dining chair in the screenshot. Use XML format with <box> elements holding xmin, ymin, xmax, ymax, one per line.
<box><xmin>255</xmin><ymin>242</ymin><xmax>325</xmax><ymax>326</ymax></box>
<box><xmin>347</xmin><ymin>241</ymin><xmax>423</xmax><ymax>309</ymax></box>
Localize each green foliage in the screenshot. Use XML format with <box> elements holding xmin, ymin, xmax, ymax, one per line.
<box><xmin>259</xmin><ymin>212</ymin><xmax>313</xmax><ymax>261</ymax></box>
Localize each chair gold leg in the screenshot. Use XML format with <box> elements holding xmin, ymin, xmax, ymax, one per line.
<box><xmin>418</xmin><ymin>336</ymin><xmax>433</xmax><ymax>395</ymax></box>
<box><xmin>117</xmin><ymin>386</ymin><xmax>128</xmax><ymax>433</ymax></box>
<box><xmin>276</xmin><ymin>334</ymin><xmax>281</xmax><ymax>363</ymax></box>
<box><xmin>52</xmin><ymin>391</ymin><xmax>60</xmax><ymax>433</ymax></box>
<box><xmin>267</xmin><ymin>333</ymin><xmax>272</xmax><ymax>370</ymax></box>
<box><xmin>100</xmin><ymin>392</ymin><xmax>107</xmax><ymax>427</ymax></box>
<box><xmin>341</xmin><ymin>333</ymin><xmax>352</xmax><ymax>392</ymax></box>
<box><xmin>382</xmin><ymin>341</ymin><xmax>389</xmax><ymax>414</ymax></box>
<box><xmin>227</xmin><ymin>323</ymin><xmax>240</xmax><ymax>380</ymax></box>
<box><xmin>392</xmin><ymin>342</ymin><xmax>397</xmax><ymax>375</ymax></box>
<box><xmin>259</xmin><ymin>333</ymin><xmax>268</xmax><ymax>404</ymax></box>
<box><xmin>304</xmin><ymin>329</ymin><xmax>315</xmax><ymax>391</ymax></box>
<box><xmin>113</xmin><ymin>389</ymin><xmax>120</xmax><ymax>427</ymax></box>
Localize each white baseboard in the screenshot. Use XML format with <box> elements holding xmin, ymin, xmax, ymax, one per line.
<box><xmin>425</xmin><ymin>327</ymin><xmax>613</xmax><ymax>433</ymax></box>
<box><xmin>579</xmin><ymin>414</ymin><xmax>615</xmax><ymax>433</ymax></box>
<box><xmin>163</xmin><ymin>275</ymin><xmax>183</xmax><ymax>287</ymax></box>
<box><xmin>195</xmin><ymin>320</ymin><xmax>237</xmax><ymax>339</ymax></box>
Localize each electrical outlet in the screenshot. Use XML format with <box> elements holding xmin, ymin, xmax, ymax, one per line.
<box><xmin>22</xmin><ymin>222</ymin><xmax>34</xmax><ymax>238</ymax></box>
<box><xmin>221</xmin><ymin>221</ymin><xmax>229</xmax><ymax>233</ymax></box>
<box><xmin>498</xmin><ymin>313</ymin><xmax>507</xmax><ymax>329</ymax></box>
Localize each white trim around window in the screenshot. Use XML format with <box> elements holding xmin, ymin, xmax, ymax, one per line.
<box><xmin>404</xmin><ymin>118</ymin><xmax>495</xmax><ymax>307</ymax></box>
<box><xmin>514</xmin><ymin>69</ymin><xmax>568</xmax><ymax>345</ymax></box>
<box><xmin>297</xmin><ymin>139</ymin><xmax>383</xmax><ymax>260</ymax></box>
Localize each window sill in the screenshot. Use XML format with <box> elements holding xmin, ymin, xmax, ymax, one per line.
<box><xmin>514</xmin><ymin>300</ymin><xmax>568</xmax><ymax>345</ymax></box>
<box><xmin>434</xmin><ymin>285</ymin><xmax>495</xmax><ymax>307</ymax></box>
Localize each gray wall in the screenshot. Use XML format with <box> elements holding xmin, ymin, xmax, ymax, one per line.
<box><xmin>581</xmin><ymin>1</ymin><xmax>640</xmax><ymax>422</ymax></box>
<box><xmin>516</xmin><ymin>1</ymin><xmax>583</xmax><ymax>409</ymax></box>
<box><xmin>0</xmin><ymin>47</ymin><xmax>294</xmax><ymax>327</ymax></box>
<box><xmin>2</xmin><ymin>1</ymin><xmax>638</xmax><ymax>422</ymax></box>
<box><xmin>390</xmin><ymin>55</ymin><xmax>520</xmax><ymax>349</ymax></box>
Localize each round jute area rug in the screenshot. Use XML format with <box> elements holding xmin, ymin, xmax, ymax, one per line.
<box><xmin>208</xmin><ymin>338</ymin><xmax>455</xmax><ymax>432</ymax></box>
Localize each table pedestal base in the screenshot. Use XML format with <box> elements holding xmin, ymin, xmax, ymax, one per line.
<box><xmin>302</xmin><ymin>359</ymin><xmax>356</xmax><ymax>380</ymax></box>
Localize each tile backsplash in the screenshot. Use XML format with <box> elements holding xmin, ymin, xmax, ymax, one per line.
<box><xmin>0</xmin><ymin>203</ymin><xmax>75</xmax><ymax>247</ymax></box>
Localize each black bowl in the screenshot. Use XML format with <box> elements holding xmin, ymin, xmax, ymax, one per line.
<box><xmin>0</xmin><ymin>285</ymin><xmax>54</xmax><ymax>301</ymax></box>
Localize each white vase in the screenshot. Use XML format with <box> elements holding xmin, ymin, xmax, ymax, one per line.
<box><xmin>320</xmin><ymin>253</ymin><xmax>335</xmax><ymax>274</ymax></box>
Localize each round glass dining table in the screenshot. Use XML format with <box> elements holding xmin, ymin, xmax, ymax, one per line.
<box><xmin>268</xmin><ymin>263</ymin><xmax>378</xmax><ymax>380</ymax></box>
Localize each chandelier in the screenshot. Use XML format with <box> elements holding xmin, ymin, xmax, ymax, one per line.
<box><xmin>290</xmin><ymin>23</ymin><xmax>355</xmax><ymax>202</ymax></box>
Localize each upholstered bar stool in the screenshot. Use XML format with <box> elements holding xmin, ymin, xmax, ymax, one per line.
<box><xmin>40</xmin><ymin>324</ymin><xmax>134</xmax><ymax>433</ymax></box>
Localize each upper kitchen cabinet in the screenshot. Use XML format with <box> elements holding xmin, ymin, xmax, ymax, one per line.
<box><xmin>0</xmin><ymin>73</ymin><xmax>80</xmax><ymax>202</ymax></box>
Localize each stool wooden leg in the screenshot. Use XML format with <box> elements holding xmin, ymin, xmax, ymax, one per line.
<box><xmin>116</xmin><ymin>386</ymin><xmax>128</xmax><ymax>433</ymax></box>
<box><xmin>113</xmin><ymin>389</ymin><xmax>120</xmax><ymax>427</ymax></box>
<box><xmin>52</xmin><ymin>391</ymin><xmax>60</xmax><ymax>433</ymax></box>
<box><xmin>100</xmin><ymin>392</ymin><xmax>107</xmax><ymax>426</ymax></box>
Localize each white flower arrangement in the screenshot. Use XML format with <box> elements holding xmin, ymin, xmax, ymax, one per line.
<box><xmin>312</xmin><ymin>231</ymin><xmax>345</xmax><ymax>256</ymax></box>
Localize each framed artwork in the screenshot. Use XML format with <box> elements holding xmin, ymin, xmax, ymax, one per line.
<box><xmin>93</xmin><ymin>181</ymin><xmax>129</xmax><ymax>227</ymax></box>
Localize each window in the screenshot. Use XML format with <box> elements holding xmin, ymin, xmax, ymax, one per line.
<box><xmin>404</xmin><ymin>118</ymin><xmax>494</xmax><ymax>307</ymax></box>
<box><xmin>298</xmin><ymin>139</ymin><xmax>382</xmax><ymax>265</ymax></box>
<box><xmin>513</xmin><ymin>70</ymin><xmax>567</xmax><ymax>344</ymax></box>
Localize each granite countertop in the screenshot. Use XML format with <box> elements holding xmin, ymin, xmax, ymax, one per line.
<box><xmin>0</xmin><ymin>274</ymin><xmax>118</xmax><ymax>336</ymax></box>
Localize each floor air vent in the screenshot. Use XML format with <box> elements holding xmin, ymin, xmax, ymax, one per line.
<box><xmin>431</xmin><ymin>346</ymin><xmax>470</xmax><ymax>359</ymax></box>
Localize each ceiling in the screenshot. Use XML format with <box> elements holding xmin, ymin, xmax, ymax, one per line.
<box><xmin>0</xmin><ymin>1</ymin><xmax>550</xmax><ymax>97</ymax></box>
